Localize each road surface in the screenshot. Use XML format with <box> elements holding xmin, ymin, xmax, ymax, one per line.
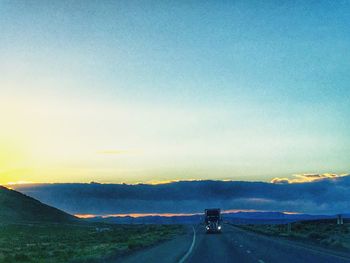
<box><xmin>119</xmin><ymin>224</ymin><xmax>350</xmax><ymax>263</ymax></box>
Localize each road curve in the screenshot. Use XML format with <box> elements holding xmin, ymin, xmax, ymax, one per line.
<box><xmin>118</xmin><ymin>224</ymin><xmax>350</xmax><ymax>263</ymax></box>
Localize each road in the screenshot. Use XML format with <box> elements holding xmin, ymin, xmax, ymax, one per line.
<box><xmin>119</xmin><ymin>224</ymin><xmax>350</xmax><ymax>263</ymax></box>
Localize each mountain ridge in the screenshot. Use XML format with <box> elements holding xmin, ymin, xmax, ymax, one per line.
<box><xmin>86</xmin><ymin>211</ymin><xmax>347</xmax><ymax>225</ymax></box>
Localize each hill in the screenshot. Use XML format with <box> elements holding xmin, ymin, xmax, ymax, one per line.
<box><xmin>0</xmin><ymin>186</ymin><xmax>78</xmax><ymax>224</ymax></box>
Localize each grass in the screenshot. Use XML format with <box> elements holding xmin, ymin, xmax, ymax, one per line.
<box><xmin>239</xmin><ymin>220</ymin><xmax>350</xmax><ymax>250</ymax></box>
<box><xmin>0</xmin><ymin>223</ymin><xmax>185</xmax><ymax>263</ymax></box>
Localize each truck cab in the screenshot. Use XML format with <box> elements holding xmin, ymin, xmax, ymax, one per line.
<box><xmin>204</xmin><ymin>208</ymin><xmax>222</xmax><ymax>233</ymax></box>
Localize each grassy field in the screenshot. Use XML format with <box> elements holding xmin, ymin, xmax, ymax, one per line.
<box><xmin>0</xmin><ymin>223</ymin><xmax>184</xmax><ymax>263</ymax></box>
<box><xmin>239</xmin><ymin>220</ymin><xmax>350</xmax><ymax>250</ymax></box>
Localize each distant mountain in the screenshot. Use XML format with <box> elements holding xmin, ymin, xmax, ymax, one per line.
<box><xmin>0</xmin><ymin>186</ymin><xmax>78</xmax><ymax>224</ymax></box>
<box><xmin>87</xmin><ymin>214</ymin><xmax>202</xmax><ymax>225</ymax></box>
<box><xmin>86</xmin><ymin>211</ymin><xmax>339</xmax><ymax>225</ymax></box>
<box><xmin>223</xmin><ymin>211</ymin><xmax>336</xmax><ymax>225</ymax></box>
<box><xmin>225</xmin><ymin>211</ymin><xmax>334</xmax><ymax>220</ymax></box>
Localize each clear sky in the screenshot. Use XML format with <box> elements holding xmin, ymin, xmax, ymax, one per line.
<box><xmin>0</xmin><ymin>0</ymin><xmax>349</xmax><ymax>184</ymax></box>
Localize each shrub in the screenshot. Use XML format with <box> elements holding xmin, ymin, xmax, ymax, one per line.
<box><xmin>331</xmin><ymin>240</ymin><xmax>344</xmax><ymax>248</ymax></box>
<box><xmin>14</xmin><ymin>253</ymin><xmax>30</xmax><ymax>261</ymax></box>
<box><xmin>127</xmin><ymin>240</ymin><xmax>144</xmax><ymax>250</ymax></box>
<box><xmin>307</xmin><ymin>232</ymin><xmax>325</xmax><ymax>240</ymax></box>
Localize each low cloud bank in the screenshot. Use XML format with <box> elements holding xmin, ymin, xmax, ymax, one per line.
<box><xmin>12</xmin><ymin>174</ymin><xmax>350</xmax><ymax>215</ymax></box>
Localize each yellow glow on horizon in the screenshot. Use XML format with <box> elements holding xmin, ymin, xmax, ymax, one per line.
<box><xmin>6</xmin><ymin>180</ymin><xmax>35</xmax><ymax>185</ymax></box>
<box><xmin>0</xmin><ymin>136</ymin><xmax>32</xmax><ymax>185</ymax></box>
<box><xmin>75</xmin><ymin>209</ymin><xmax>300</xmax><ymax>218</ymax></box>
<box><xmin>145</xmin><ymin>179</ymin><xmax>199</xmax><ymax>185</ymax></box>
<box><xmin>1</xmin><ymin>95</ymin><xmax>348</xmax><ymax>185</ymax></box>
<box><xmin>75</xmin><ymin>213</ymin><xmax>202</xmax><ymax>218</ymax></box>
<box><xmin>0</xmin><ymin>140</ymin><xmax>25</xmax><ymax>166</ymax></box>
<box><xmin>271</xmin><ymin>173</ymin><xmax>348</xmax><ymax>184</ymax></box>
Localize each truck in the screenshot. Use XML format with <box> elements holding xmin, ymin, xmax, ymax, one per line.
<box><xmin>204</xmin><ymin>208</ymin><xmax>222</xmax><ymax>233</ymax></box>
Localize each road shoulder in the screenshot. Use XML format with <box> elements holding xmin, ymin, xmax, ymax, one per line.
<box><xmin>231</xmin><ymin>224</ymin><xmax>350</xmax><ymax>261</ymax></box>
<box><xmin>115</xmin><ymin>225</ymin><xmax>194</xmax><ymax>263</ymax></box>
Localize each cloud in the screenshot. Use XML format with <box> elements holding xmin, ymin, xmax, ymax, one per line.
<box><xmin>96</xmin><ymin>150</ymin><xmax>131</xmax><ymax>155</ymax></box>
<box><xmin>270</xmin><ymin>178</ymin><xmax>290</xmax><ymax>184</ymax></box>
<box><xmin>6</xmin><ymin>180</ymin><xmax>35</xmax><ymax>185</ymax></box>
<box><xmin>11</xmin><ymin>175</ymin><xmax>350</xmax><ymax>215</ymax></box>
<box><xmin>271</xmin><ymin>173</ymin><xmax>348</xmax><ymax>184</ymax></box>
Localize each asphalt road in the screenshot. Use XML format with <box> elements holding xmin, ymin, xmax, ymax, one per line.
<box><xmin>119</xmin><ymin>224</ymin><xmax>350</xmax><ymax>263</ymax></box>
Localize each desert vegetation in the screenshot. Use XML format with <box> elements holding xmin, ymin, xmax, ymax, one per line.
<box><xmin>240</xmin><ymin>219</ymin><xmax>350</xmax><ymax>250</ymax></box>
<box><xmin>0</xmin><ymin>223</ymin><xmax>184</xmax><ymax>263</ymax></box>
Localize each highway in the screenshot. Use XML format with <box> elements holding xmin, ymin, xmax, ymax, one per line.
<box><xmin>119</xmin><ymin>224</ymin><xmax>350</xmax><ymax>263</ymax></box>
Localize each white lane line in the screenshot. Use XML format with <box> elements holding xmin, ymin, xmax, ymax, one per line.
<box><xmin>258</xmin><ymin>260</ymin><xmax>265</xmax><ymax>263</ymax></box>
<box><xmin>178</xmin><ymin>226</ymin><xmax>196</xmax><ymax>263</ymax></box>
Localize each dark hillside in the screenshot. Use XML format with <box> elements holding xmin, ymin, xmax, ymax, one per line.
<box><xmin>0</xmin><ymin>186</ymin><xmax>77</xmax><ymax>224</ymax></box>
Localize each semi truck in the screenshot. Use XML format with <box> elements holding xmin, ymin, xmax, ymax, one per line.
<box><xmin>204</xmin><ymin>208</ymin><xmax>222</xmax><ymax>233</ymax></box>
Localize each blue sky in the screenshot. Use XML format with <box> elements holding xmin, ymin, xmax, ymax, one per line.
<box><xmin>0</xmin><ymin>0</ymin><xmax>349</xmax><ymax>184</ymax></box>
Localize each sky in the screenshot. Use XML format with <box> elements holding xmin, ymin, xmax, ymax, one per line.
<box><xmin>0</xmin><ymin>0</ymin><xmax>349</xmax><ymax>185</ymax></box>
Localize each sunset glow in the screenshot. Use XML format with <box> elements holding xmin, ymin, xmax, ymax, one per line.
<box><xmin>74</xmin><ymin>210</ymin><xmax>299</xmax><ymax>219</ymax></box>
<box><xmin>0</xmin><ymin>1</ymin><xmax>349</xmax><ymax>185</ymax></box>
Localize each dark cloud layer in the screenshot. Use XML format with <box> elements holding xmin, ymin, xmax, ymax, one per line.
<box><xmin>12</xmin><ymin>175</ymin><xmax>350</xmax><ymax>215</ymax></box>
